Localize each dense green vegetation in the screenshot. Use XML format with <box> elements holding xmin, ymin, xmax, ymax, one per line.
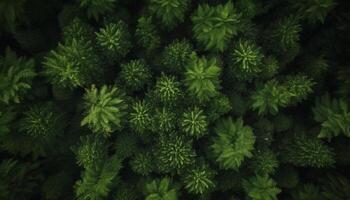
<box><xmin>0</xmin><ymin>0</ymin><xmax>350</xmax><ymax>199</ymax></box>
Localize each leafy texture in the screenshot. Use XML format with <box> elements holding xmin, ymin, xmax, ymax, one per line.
<box><xmin>149</xmin><ymin>0</ymin><xmax>190</xmax><ymax>28</ymax></box>
<box><xmin>75</xmin><ymin>155</ymin><xmax>122</xmax><ymax>200</ymax></box>
<box><xmin>0</xmin><ymin>48</ymin><xmax>36</xmax><ymax>104</ymax></box>
<box><xmin>293</xmin><ymin>0</ymin><xmax>335</xmax><ymax>23</ymax></box>
<box><xmin>312</xmin><ymin>94</ymin><xmax>350</xmax><ymax>139</ymax></box>
<box><xmin>161</xmin><ymin>40</ymin><xmax>193</xmax><ymax>73</ymax></box>
<box><xmin>144</xmin><ymin>177</ymin><xmax>178</xmax><ymax>200</ymax></box>
<box><xmin>79</xmin><ymin>0</ymin><xmax>117</xmax><ymax>20</ymax></box>
<box><xmin>96</xmin><ymin>21</ymin><xmax>131</xmax><ymax>62</ymax></box>
<box><xmin>43</xmin><ymin>39</ymin><xmax>100</xmax><ymax>89</ymax></box>
<box><xmin>73</xmin><ymin>135</ymin><xmax>108</xmax><ymax>169</ymax></box>
<box><xmin>282</xmin><ymin>134</ymin><xmax>335</xmax><ymax>168</ymax></box>
<box><xmin>243</xmin><ymin>175</ymin><xmax>281</xmax><ymax>200</ymax></box>
<box><xmin>118</xmin><ymin>59</ymin><xmax>151</xmax><ymax>91</ymax></box>
<box><xmin>184</xmin><ymin>53</ymin><xmax>221</xmax><ymax>102</ymax></box>
<box><xmin>156</xmin><ymin>135</ymin><xmax>196</xmax><ymax>172</ymax></box>
<box><xmin>211</xmin><ymin>117</ymin><xmax>255</xmax><ymax>170</ymax></box>
<box><xmin>192</xmin><ymin>2</ymin><xmax>241</xmax><ymax>51</ymax></box>
<box><xmin>228</xmin><ymin>40</ymin><xmax>264</xmax><ymax>81</ymax></box>
<box><xmin>128</xmin><ymin>100</ymin><xmax>153</xmax><ymax>135</ymax></box>
<box><xmin>180</xmin><ymin>107</ymin><xmax>208</xmax><ymax>138</ymax></box>
<box><xmin>182</xmin><ymin>163</ymin><xmax>215</xmax><ymax>195</ymax></box>
<box><xmin>135</xmin><ymin>16</ymin><xmax>161</xmax><ymax>53</ymax></box>
<box><xmin>81</xmin><ymin>85</ymin><xmax>128</xmax><ymax>135</ymax></box>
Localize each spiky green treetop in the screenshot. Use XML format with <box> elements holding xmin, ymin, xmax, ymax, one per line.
<box><xmin>0</xmin><ymin>48</ymin><xmax>36</xmax><ymax>104</ymax></box>
<box><xmin>250</xmin><ymin>149</ymin><xmax>279</xmax><ymax>175</ymax></box>
<box><xmin>81</xmin><ymin>85</ymin><xmax>128</xmax><ymax>135</ymax></box>
<box><xmin>192</xmin><ymin>1</ymin><xmax>241</xmax><ymax>51</ymax></box>
<box><xmin>180</xmin><ymin>107</ymin><xmax>208</xmax><ymax>138</ymax></box>
<box><xmin>130</xmin><ymin>152</ymin><xmax>153</xmax><ymax>176</ymax></box>
<box><xmin>156</xmin><ymin>134</ymin><xmax>196</xmax><ymax>172</ymax></box>
<box><xmin>128</xmin><ymin>100</ymin><xmax>153</xmax><ymax>134</ymax></box>
<box><xmin>135</xmin><ymin>16</ymin><xmax>161</xmax><ymax>53</ymax></box>
<box><xmin>118</xmin><ymin>59</ymin><xmax>151</xmax><ymax>91</ymax></box>
<box><xmin>243</xmin><ymin>175</ymin><xmax>281</xmax><ymax>200</ymax></box>
<box><xmin>211</xmin><ymin>117</ymin><xmax>256</xmax><ymax>170</ymax></box>
<box><xmin>73</xmin><ymin>135</ymin><xmax>108</xmax><ymax>169</ymax></box>
<box><xmin>43</xmin><ymin>39</ymin><xmax>100</xmax><ymax>89</ymax></box>
<box><xmin>182</xmin><ymin>163</ymin><xmax>215</xmax><ymax>195</ymax></box>
<box><xmin>228</xmin><ymin>40</ymin><xmax>264</xmax><ymax>80</ymax></box>
<box><xmin>282</xmin><ymin>134</ymin><xmax>335</xmax><ymax>168</ymax></box>
<box><xmin>154</xmin><ymin>74</ymin><xmax>181</xmax><ymax>105</ymax></box>
<box><xmin>96</xmin><ymin>21</ymin><xmax>131</xmax><ymax>62</ymax></box>
<box><xmin>79</xmin><ymin>0</ymin><xmax>118</xmax><ymax>20</ymax></box>
<box><xmin>19</xmin><ymin>103</ymin><xmax>65</xmax><ymax>139</ymax></box>
<box><xmin>271</xmin><ymin>16</ymin><xmax>301</xmax><ymax>51</ymax></box>
<box><xmin>312</xmin><ymin>94</ymin><xmax>350</xmax><ymax>140</ymax></box>
<box><xmin>161</xmin><ymin>39</ymin><xmax>193</xmax><ymax>74</ymax></box>
<box><xmin>144</xmin><ymin>177</ymin><xmax>178</xmax><ymax>200</ymax></box>
<box><xmin>154</xmin><ymin>107</ymin><xmax>177</xmax><ymax>133</ymax></box>
<box><xmin>293</xmin><ymin>0</ymin><xmax>335</xmax><ymax>24</ymax></box>
<box><xmin>184</xmin><ymin>53</ymin><xmax>221</xmax><ymax>102</ymax></box>
<box><xmin>149</xmin><ymin>0</ymin><xmax>190</xmax><ymax>28</ymax></box>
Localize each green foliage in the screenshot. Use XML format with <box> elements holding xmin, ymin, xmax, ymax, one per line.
<box><xmin>0</xmin><ymin>0</ymin><xmax>26</xmax><ymax>32</ymax></box>
<box><xmin>154</xmin><ymin>107</ymin><xmax>177</xmax><ymax>133</ymax></box>
<box><xmin>129</xmin><ymin>100</ymin><xmax>153</xmax><ymax>134</ymax></box>
<box><xmin>118</xmin><ymin>59</ymin><xmax>151</xmax><ymax>91</ymax></box>
<box><xmin>312</xmin><ymin>94</ymin><xmax>350</xmax><ymax>139</ymax></box>
<box><xmin>19</xmin><ymin>103</ymin><xmax>65</xmax><ymax>139</ymax></box>
<box><xmin>130</xmin><ymin>152</ymin><xmax>153</xmax><ymax>176</ymax></box>
<box><xmin>250</xmin><ymin>149</ymin><xmax>279</xmax><ymax>175</ymax></box>
<box><xmin>251</xmin><ymin>80</ymin><xmax>290</xmax><ymax>115</ymax></box>
<box><xmin>135</xmin><ymin>16</ymin><xmax>161</xmax><ymax>53</ymax></box>
<box><xmin>0</xmin><ymin>107</ymin><xmax>15</xmax><ymax>135</ymax></box>
<box><xmin>156</xmin><ymin>135</ymin><xmax>196</xmax><ymax>172</ymax></box>
<box><xmin>243</xmin><ymin>175</ymin><xmax>281</xmax><ymax>200</ymax></box>
<box><xmin>0</xmin><ymin>48</ymin><xmax>36</xmax><ymax>104</ymax></box>
<box><xmin>228</xmin><ymin>40</ymin><xmax>264</xmax><ymax>81</ymax></box>
<box><xmin>211</xmin><ymin>117</ymin><xmax>255</xmax><ymax>170</ymax></box>
<box><xmin>43</xmin><ymin>39</ymin><xmax>100</xmax><ymax>89</ymax></box>
<box><xmin>320</xmin><ymin>174</ymin><xmax>350</xmax><ymax>200</ymax></box>
<box><xmin>144</xmin><ymin>177</ymin><xmax>178</xmax><ymax>200</ymax></box>
<box><xmin>96</xmin><ymin>21</ymin><xmax>131</xmax><ymax>62</ymax></box>
<box><xmin>114</xmin><ymin>133</ymin><xmax>138</xmax><ymax>159</ymax></box>
<box><xmin>192</xmin><ymin>2</ymin><xmax>241</xmax><ymax>51</ymax></box>
<box><xmin>62</xmin><ymin>18</ymin><xmax>95</xmax><ymax>43</ymax></box>
<box><xmin>79</xmin><ymin>0</ymin><xmax>117</xmax><ymax>20</ymax></box>
<box><xmin>112</xmin><ymin>183</ymin><xmax>138</xmax><ymax>200</ymax></box>
<box><xmin>293</xmin><ymin>0</ymin><xmax>335</xmax><ymax>23</ymax></box>
<box><xmin>260</xmin><ymin>56</ymin><xmax>279</xmax><ymax>79</ymax></box>
<box><xmin>271</xmin><ymin>16</ymin><xmax>301</xmax><ymax>51</ymax></box>
<box><xmin>283</xmin><ymin>74</ymin><xmax>315</xmax><ymax>104</ymax></box>
<box><xmin>184</xmin><ymin>53</ymin><xmax>221</xmax><ymax>102</ymax></box>
<box><xmin>182</xmin><ymin>163</ymin><xmax>215</xmax><ymax>195</ymax></box>
<box><xmin>154</xmin><ymin>74</ymin><xmax>181</xmax><ymax>105</ymax></box>
<box><xmin>180</xmin><ymin>107</ymin><xmax>208</xmax><ymax>138</ymax></box>
<box><xmin>73</xmin><ymin>135</ymin><xmax>108</xmax><ymax>169</ymax></box>
<box><xmin>75</xmin><ymin>155</ymin><xmax>123</xmax><ymax>200</ymax></box>
<box><xmin>149</xmin><ymin>0</ymin><xmax>190</xmax><ymax>28</ymax></box>
<box><xmin>81</xmin><ymin>85</ymin><xmax>128</xmax><ymax>135</ymax></box>
<box><xmin>251</xmin><ymin>75</ymin><xmax>314</xmax><ymax>115</ymax></box>
<box><xmin>206</xmin><ymin>94</ymin><xmax>232</xmax><ymax>122</ymax></box>
<box><xmin>2</xmin><ymin>0</ymin><xmax>350</xmax><ymax>199</ymax></box>
<box><xmin>161</xmin><ymin>40</ymin><xmax>193</xmax><ymax>74</ymax></box>
<box><xmin>0</xmin><ymin>159</ymin><xmax>40</xmax><ymax>200</ymax></box>
<box><xmin>291</xmin><ymin>184</ymin><xmax>324</xmax><ymax>200</ymax></box>
<box><xmin>282</xmin><ymin>134</ymin><xmax>335</xmax><ymax>168</ymax></box>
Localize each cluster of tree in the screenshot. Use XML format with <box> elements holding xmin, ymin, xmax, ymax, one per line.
<box><xmin>0</xmin><ymin>0</ymin><xmax>350</xmax><ymax>199</ymax></box>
